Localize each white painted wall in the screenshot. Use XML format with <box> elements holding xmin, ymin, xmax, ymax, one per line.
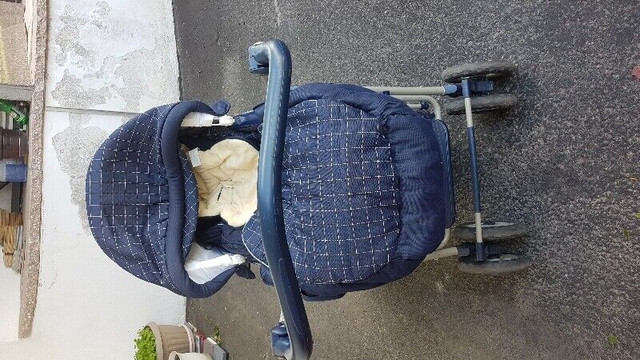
<box><xmin>0</xmin><ymin>1</ymin><xmax>186</xmax><ymax>358</ymax></box>
<box><xmin>0</xmin><ymin>265</ymin><xmax>20</xmax><ymax>343</ymax></box>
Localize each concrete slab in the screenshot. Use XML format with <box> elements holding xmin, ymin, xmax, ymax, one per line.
<box><xmin>46</xmin><ymin>0</ymin><xmax>180</xmax><ymax>113</ymax></box>
<box><xmin>175</xmin><ymin>1</ymin><xmax>640</xmax><ymax>359</ymax></box>
<box><xmin>0</xmin><ymin>2</ymin><xmax>30</xmax><ymax>86</ymax></box>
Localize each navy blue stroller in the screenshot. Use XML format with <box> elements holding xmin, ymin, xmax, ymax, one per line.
<box><xmin>86</xmin><ymin>40</ymin><xmax>529</xmax><ymax>359</ymax></box>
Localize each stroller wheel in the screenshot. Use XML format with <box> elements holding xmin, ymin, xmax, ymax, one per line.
<box><xmin>443</xmin><ymin>94</ymin><xmax>517</xmax><ymax>115</ymax></box>
<box><xmin>441</xmin><ymin>61</ymin><xmax>516</xmax><ymax>83</ymax></box>
<box><xmin>453</xmin><ymin>220</ymin><xmax>528</xmax><ymax>241</ymax></box>
<box><xmin>458</xmin><ymin>253</ymin><xmax>531</xmax><ymax>275</ymax></box>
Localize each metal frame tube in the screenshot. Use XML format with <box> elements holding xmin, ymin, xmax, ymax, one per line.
<box><xmin>424</xmin><ymin>246</ymin><xmax>459</xmax><ymax>261</ymax></box>
<box><xmin>436</xmin><ymin>228</ymin><xmax>451</xmax><ymax>250</ymax></box>
<box><xmin>249</xmin><ymin>39</ymin><xmax>312</xmax><ymax>360</ymax></box>
<box><xmin>366</xmin><ymin>86</ymin><xmax>446</xmax><ymax>95</ymax></box>
<box><xmin>424</xmin><ymin>245</ymin><xmax>472</xmax><ymax>261</ymax></box>
<box><xmin>461</xmin><ymin>79</ymin><xmax>485</xmax><ymax>261</ymax></box>
<box><xmin>367</xmin><ymin>89</ymin><xmax>443</xmax><ymax>119</ymax></box>
<box><xmin>420</xmin><ymin>96</ymin><xmax>442</xmax><ymax>120</ymax></box>
<box><xmin>389</xmin><ymin>94</ymin><xmax>439</xmax><ymax>101</ymax></box>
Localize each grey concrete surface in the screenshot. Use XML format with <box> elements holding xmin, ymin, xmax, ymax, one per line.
<box><xmin>0</xmin><ymin>2</ymin><xmax>30</xmax><ymax>86</ymax></box>
<box><xmin>174</xmin><ymin>1</ymin><xmax>640</xmax><ymax>359</ymax></box>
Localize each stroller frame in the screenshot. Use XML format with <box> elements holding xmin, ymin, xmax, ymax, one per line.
<box><xmin>210</xmin><ymin>39</ymin><xmax>530</xmax><ymax>360</ymax></box>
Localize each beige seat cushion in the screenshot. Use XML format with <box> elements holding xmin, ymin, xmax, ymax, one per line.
<box><xmin>192</xmin><ymin>139</ymin><xmax>258</xmax><ymax>227</ymax></box>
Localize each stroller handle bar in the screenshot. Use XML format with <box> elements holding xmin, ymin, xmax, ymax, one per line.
<box><xmin>249</xmin><ymin>40</ymin><xmax>313</xmax><ymax>360</ymax></box>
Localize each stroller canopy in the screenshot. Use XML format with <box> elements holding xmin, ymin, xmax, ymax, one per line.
<box><xmin>86</xmin><ymin>101</ymin><xmax>235</xmax><ymax>298</ymax></box>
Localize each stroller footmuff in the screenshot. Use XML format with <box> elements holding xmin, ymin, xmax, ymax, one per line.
<box><xmin>86</xmin><ymin>84</ymin><xmax>445</xmax><ymax>299</ymax></box>
<box><xmin>238</xmin><ymin>84</ymin><xmax>446</xmax><ymax>299</ymax></box>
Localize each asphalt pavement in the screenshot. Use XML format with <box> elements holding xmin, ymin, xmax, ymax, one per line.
<box><xmin>173</xmin><ymin>1</ymin><xmax>640</xmax><ymax>359</ymax></box>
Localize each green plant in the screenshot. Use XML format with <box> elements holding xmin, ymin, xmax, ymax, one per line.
<box><xmin>134</xmin><ymin>327</ymin><xmax>157</xmax><ymax>360</ymax></box>
<box><xmin>607</xmin><ymin>334</ymin><xmax>619</xmax><ymax>347</ymax></box>
<box><xmin>212</xmin><ymin>326</ymin><xmax>222</xmax><ymax>345</ymax></box>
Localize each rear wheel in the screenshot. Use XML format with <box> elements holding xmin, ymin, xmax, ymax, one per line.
<box><xmin>443</xmin><ymin>94</ymin><xmax>517</xmax><ymax>115</ymax></box>
<box><xmin>442</xmin><ymin>61</ymin><xmax>516</xmax><ymax>83</ymax></box>
<box><xmin>454</xmin><ymin>220</ymin><xmax>528</xmax><ymax>241</ymax></box>
<box><xmin>458</xmin><ymin>253</ymin><xmax>531</xmax><ymax>274</ymax></box>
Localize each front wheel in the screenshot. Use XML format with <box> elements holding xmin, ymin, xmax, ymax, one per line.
<box><xmin>458</xmin><ymin>253</ymin><xmax>531</xmax><ymax>274</ymax></box>
<box><xmin>453</xmin><ymin>220</ymin><xmax>528</xmax><ymax>241</ymax></box>
<box><xmin>444</xmin><ymin>94</ymin><xmax>517</xmax><ymax>115</ymax></box>
<box><xmin>441</xmin><ymin>61</ymin><xmax>516</xmax><ymax>83</ymax></box>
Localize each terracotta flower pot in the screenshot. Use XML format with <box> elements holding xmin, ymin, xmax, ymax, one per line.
<box><xmin>147</xmin><ymin>322</ymin><xmax>194</xmax><ymax>360</ymax></box>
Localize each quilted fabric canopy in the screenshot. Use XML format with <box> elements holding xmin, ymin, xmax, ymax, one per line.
<box><xmin>86</xmin><ymin>101</ymin><xmax>236</xmax><ymax>298</ymax></box>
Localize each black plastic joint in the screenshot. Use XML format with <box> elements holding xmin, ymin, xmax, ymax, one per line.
<box><xmin>248</xmin><ymin>43</ymin><xmax>270</xmax><ymax>74</ymax></box>
<box><xmin>475</xmin><ymin>242</ymin><xmax>487</xmax><ymax>262</ymax></box>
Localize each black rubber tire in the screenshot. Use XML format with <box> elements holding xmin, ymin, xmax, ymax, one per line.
<box><xmin>453</xmin><ymin>221</ymin><xmax>528</xmax><ymax>241</ymax></box>
<box><xmin>444</xmin><ymin>94</ymin><xmax>518</xmax><ymax>115</ymax></box>
<box><xmin>458</xmin><ymin>254</ymin><xmax>531</xmax><ymax>275</ymax></box>
<box><xmin>441</xmin><ymin>61</ymin><xmax>516</xmax><ymax>83</ymax></box>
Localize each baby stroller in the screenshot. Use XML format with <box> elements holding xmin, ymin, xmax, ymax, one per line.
<box><xmin>86</xmin><ymin>40</ymin><xmax>530</xmax><ymax>360</ymax></box>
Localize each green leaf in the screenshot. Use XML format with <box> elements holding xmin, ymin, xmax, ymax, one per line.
<box><xmin>212</xmin><ymin>326</ymin><xmax>223</xmax><ymax>345</ymax></box>
<box><xmin>607</xmin><ymin>334</ymin><xmax>619</xmax><ymax>347</ymax></box>
<box><xmin>134</xmin><ymin>327</ymin><xmax>157</xmax><ymax>360</ymax></box>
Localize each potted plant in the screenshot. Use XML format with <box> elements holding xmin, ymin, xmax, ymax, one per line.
<box><xmin>135</xmin><ymin>322</ymin><xmax>194</xmax><ymax>360</ymax></box>
<box><xmin>167</xmin><ymin>352</ymin><xmax>212</xmax><ymax>360</ymax></box>
<box><xmin>134</xmin><ymin>326</ymin><xmax>157</xmax><ymax>360</ymax></box>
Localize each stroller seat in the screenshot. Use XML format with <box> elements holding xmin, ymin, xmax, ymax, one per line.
<box><xmin>192</xmin><ymin>138</ymin><xmax>259</xmax><ymax>227</ymax></box>
<box><xmin>86</xmin><ymin>84</ymin><xmax>445</xmax><ymax>299</ymax></box>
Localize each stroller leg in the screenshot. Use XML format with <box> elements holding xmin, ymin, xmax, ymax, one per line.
<box><xmin>461</xmin><ymin>79</ymin><xmax>486</xmax><ymax>262</ymax></box>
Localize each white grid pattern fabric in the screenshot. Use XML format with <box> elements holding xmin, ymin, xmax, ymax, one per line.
<box><xmin>243</xmin><ymin>99</ymin><xmax>401</xmax><ymax>284</ymax></box>
<box><xmin>86</xmin><ymin>104</ymin><xmax>197</xmax><ymax>293</ymax></box>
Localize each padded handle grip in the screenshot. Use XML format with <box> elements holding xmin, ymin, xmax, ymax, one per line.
<box><xmin>249</xmin><ymin>39</ymin><xmax>313</xmax><ymax>360</ymax></box>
